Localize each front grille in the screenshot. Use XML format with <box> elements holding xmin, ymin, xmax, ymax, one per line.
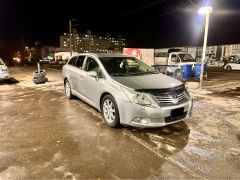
<box><xmin>154</xmin><ymin>91</ymin><xmax>185</xmax><ymax>104</ymax></box>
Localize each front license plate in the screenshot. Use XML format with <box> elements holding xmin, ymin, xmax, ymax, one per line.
<box><xmin>171</xmin><ymin>107</ymin><xmax>184</xmax><ymax>118</ymax></box>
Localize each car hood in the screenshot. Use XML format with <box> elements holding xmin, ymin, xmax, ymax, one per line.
<box><xmin>111</xmin><ymin>73</ymin><xmax>182</xmax><ymax>90</ymax></box>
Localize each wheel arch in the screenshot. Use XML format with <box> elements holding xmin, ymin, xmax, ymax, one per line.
<box><xmin>99</xmin><ymin>92</ymin><xmax>116</xmax><ymax>112</ymax></box>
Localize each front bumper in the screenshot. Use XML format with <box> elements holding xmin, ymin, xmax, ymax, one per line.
<box><xmin>117</xmin><ymin>99</ymin><xmax>193</xmax><ymax>128</ymax></box>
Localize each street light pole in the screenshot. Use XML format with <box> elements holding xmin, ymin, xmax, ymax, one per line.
<box><xmin>199</xmin><ymin>6</ymin><xmax>212</xmax><ymax>89</ymax></box>
<box><xmin>69</xmin><ymin>20</ymin><xmax>72</xmax><ymax>57</ymax></box>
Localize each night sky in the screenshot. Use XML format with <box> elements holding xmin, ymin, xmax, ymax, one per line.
<box><xmin>0</xmin><ymin>0</ymin><xmax>240</xmax><ymax>58</ymax></box>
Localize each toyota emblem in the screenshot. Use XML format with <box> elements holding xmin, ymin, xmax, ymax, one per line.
<box><xmin>172</xmin><ymin>94</ymin><xmax>178</xmax><ymax>104</ymax></box>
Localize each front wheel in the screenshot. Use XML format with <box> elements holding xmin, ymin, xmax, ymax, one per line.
<box><xmin>226</xmin><ymin>65</ymin><xmax>232</xmax><ymax>71</ymax></box>
<box><xmin>101</xmin><ymin>95</ymin><xmax>120</xmax><ymax>128</ymax></box>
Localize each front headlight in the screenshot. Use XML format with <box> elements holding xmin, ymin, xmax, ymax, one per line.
<box><xmin>121</xmin><ymin>87</ymin><xmax>151</xmax><ymax>106</ymax></box>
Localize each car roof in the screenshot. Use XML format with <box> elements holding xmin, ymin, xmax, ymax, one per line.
<box><xmin>75</xmin><ymin>53</ymin><xmax>133</xmax><ymax>58</ymax></box>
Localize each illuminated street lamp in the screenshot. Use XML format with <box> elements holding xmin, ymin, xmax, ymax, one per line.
<box><xmin>198</xmin><ymin>6</ymin><xmax>212</xmax><ymax>89</ymax></box>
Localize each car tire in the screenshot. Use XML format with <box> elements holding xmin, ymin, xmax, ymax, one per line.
<box><xmin>226</xmin><ymin>65</ymin><xmax>232</xmax><ymax>71</ymax></box>
<box><xmin>64</xmin><ymin>79</ymin><xmax>73</xmax><ymax>99</ymax></box>
<box><xmin>101</xmin><ymin>95</ymin><xmax>120</xmax><ymax>128</ymax></box>
<box><xmin>33</xmin><ymin>76</ymin><xmax>47</xmax><ymax>84</ymax></box>
<box><xmin>33</xmin><ymin>70</ymin><xmax>46</xmax><ymax>78</ymax></box>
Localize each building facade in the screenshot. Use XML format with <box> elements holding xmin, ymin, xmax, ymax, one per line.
<box><xmin>60</xmin><ymin>29</ymin><xmax>127</xmax><ymax>53</ymax></box>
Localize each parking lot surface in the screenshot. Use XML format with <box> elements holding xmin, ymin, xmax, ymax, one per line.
<box><xmin>0</xmin><ymin>66</ymin><xmax>239</xmax><ymax>179</ymax></box>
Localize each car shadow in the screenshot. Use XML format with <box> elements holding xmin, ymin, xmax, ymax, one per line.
<box><xmin>0</xmin><ymin>78</ymin><xmax>19</xmax><ymax>85</ymax></box>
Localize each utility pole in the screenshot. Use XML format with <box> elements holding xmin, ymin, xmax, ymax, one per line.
<box><xmin>198</xmin><ymin>6</ymin><xmax>212</xmax><ymax>89</ymax></box>
<box><xmin>69</xmin><ymin>20</ymin><xmax>72</xmax><ymax>57</ymax></box>
<box><xmin>199</xmin><ymin>13</ymin><xmax>209</xmax><ymax>89</ymax></box>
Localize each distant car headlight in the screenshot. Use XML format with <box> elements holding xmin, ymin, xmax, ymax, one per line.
<box><xmin>121</xmin><ymin>87</ymin><xmax>152</xmax><ymax>106</ymax></box>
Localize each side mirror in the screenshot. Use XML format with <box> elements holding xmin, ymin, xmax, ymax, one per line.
<box><xmin>87</xmin><ymin>71</ymin><xmax>98</xmax><ymax>78</ymax></box>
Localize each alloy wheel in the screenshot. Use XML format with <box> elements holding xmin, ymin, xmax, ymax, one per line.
<box><xmin>103</xmin><ymin>99</ymin><xmax>116</xmax><ymax>124</ymax></box>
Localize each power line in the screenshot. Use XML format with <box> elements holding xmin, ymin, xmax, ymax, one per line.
<box><xmin>119</xmin><ymin>0</ymin><xmax>168</xmax><ymax>16</ymax></box>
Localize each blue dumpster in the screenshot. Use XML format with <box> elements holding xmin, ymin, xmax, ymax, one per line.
<box><xmin>194</xmin><ymin>64</ymin><xmax>207</xmax><ymax>80</ymax></box>
<box><xmin>181</xmin><ymin>64</ymin><xmax>192</xmax><ymax>81</ymax></box>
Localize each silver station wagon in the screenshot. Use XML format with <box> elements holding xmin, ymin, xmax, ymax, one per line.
<box><xmin>62</xmin><ymin>53</ymin><xmax>193</xmax><ymax>128</ymax></box>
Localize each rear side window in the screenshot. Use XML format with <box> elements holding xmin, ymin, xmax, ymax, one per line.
<box><xmin>68</xmin><ymin>56</ymin><xmax>77</xmax><ymax>65</ymax></box>
<box><xmin>75</xmin><ymin>56</ymin><xmax>85</xmax><ymax>68</ymax></box>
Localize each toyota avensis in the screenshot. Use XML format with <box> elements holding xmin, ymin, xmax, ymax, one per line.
<box><xmin>62</xmin><ymin>53</ymin><xmax>193</xmax><ymax>128</ymax></box>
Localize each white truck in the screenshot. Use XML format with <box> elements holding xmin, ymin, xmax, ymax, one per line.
<box><xmin>155</xmin><ymin>50</ymin><xmax>198</xmax><ymax>66</ymax></box>
<box><xmin>167</xmin><ymin>52</ymin><xmax>198</xmax><ymax>65</ymax></box>
<box><xmin>153</xmin><ymin>50</ymin><xmax>204</xmax><ymax>80</ymax></box>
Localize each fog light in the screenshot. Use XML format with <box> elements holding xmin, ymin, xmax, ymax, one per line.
<box><xmin>132</xmin><ymin>117</ymin><xmax>150</xmax><ymax>124</ymax></box>
<box><xmin>140</xmin><ymin>118</ymin><xmax>150</xmax><ymax>124</ymax></box>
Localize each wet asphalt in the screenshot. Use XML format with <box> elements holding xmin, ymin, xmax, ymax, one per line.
<box><xmin>0</xmin><ymin>66</ymin><xmax>239</xmax><ymax>179</ymax></box>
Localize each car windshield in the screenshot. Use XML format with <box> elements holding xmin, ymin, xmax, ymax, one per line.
<box><xmin>178</xmin><ymin>54</ymin><xmax>195</xmax><ymax>62</ymax></box>
<box><xmin>99</xmin><ymin>57</ymin><xmax>158</xmax><ymax>76</ymax></box>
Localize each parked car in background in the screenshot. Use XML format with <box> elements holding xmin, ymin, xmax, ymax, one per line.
<box><xmin>62</xmin><ymin>53</ymin><xmax>193</xmax><ymax>128</ymax></box>
<box><xmin>224</xmin><ymin>56</ymin><xmax>240</xmax><ymax>70</ymax></box>
<box><xmin>206</xmin><ymin>59</ymin><xmax>224</xmax><ymax>67</ymax></box>
<box><xmin>39</xmin><ymin>59</ymin><xmax>50</xmax><ymax>64</ymax></box>
<box><xmin>0</xmin><ymin>58</ymin><xmax>10</xmax><ymax>81</ymax></box>
<box><xmin>57</xmin><ymin>59</ymin><xmax>67</xmax><ymax>65</ymax></box>
<box><xmin>49</xmin><ymin>59</ymin><xmax>57</xmax><ymax>64</ymax></box>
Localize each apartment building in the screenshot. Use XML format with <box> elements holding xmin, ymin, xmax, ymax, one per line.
<box><xmin>60</xmin><ymin>29</ymin><xmax>127</xmax><ymax>53</ymax></box>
